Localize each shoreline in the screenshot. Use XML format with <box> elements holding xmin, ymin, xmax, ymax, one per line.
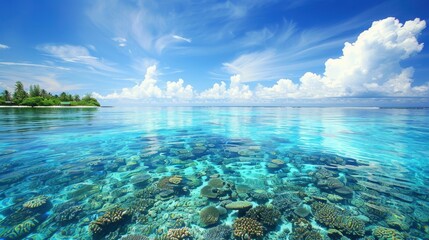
<box><xmin>0</xmin><ymin>105</ymin><xmax>99</xmax><ymax>108</ymax></box>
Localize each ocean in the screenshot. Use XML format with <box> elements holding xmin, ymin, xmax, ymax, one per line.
<box><xmin>0</xmin><ymin>107</ymin><xmax>428</xmax><ymax>239</ymax></box>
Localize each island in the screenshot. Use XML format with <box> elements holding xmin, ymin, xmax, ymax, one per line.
<box><xmin>0</xmin><ymin>81</ymin><xmax>100</xmax><ymax>107</ymax></box>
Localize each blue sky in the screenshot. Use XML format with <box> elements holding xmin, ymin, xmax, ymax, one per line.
<box><xmin>0</xmin><ymin>0</ymin><xmax>428</xmax><ymax>106</ymax></box>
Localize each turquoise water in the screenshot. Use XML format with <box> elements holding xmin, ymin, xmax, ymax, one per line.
<box><xmin>0</xmin><ymin>107</ymin><xmax>428</xmax><ymax>239</ymax></box>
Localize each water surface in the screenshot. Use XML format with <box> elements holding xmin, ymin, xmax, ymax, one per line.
<box><xmin>0</xmin><ymin>107</ymin><xmax>428</xmax><ymax>239</ymax></box>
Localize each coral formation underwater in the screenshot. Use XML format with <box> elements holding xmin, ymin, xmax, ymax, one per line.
<box><xmin>0</xmin><ymin>130</ymin><xmax>428</xmax><ymax>240</ymax></box>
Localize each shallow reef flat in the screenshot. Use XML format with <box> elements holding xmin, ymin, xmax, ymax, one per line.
<box><xmin>0</xmin><ymin>107</ymin><xmax>428</xmax><ymax>240</ymax></box>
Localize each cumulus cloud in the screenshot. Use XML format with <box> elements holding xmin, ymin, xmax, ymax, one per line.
<box><xmin>199</xmin><ymin>74</ymin><xmax>253</xmax><ymax>100</ymax></box>
<box><xmin>0</xmin><ymin>44</ymin><xmax>9</xmax><ymax>49</ymax></box>
<box><xmin>198</xmin><ymin>81</ymin><xmax>227</xmax><ymax>99</ymax></box>
<box><xmin>94</xmin><ymin>65</ymin><xmax>162</xmax><ymax>99</ymax></box>
<box><xmin>165</xmin><ymin>79</ymin><xmax>194</xmax><ymax>99</ymax></box>
<box><xmin>256</xmin><ymin>17</ymin><xmax>428</xmax><ymax>98</ymax></box>
<box><xmin>255</xmin><ymin>79</ymin><xmax>298</xmax><ymax>99</ymax></box>
<box><xmin>94</xmin><ymin>65</ymin><xmax>195</xmax><ymax>100</ymax></box>
<box><xmin>38</xmin><ymin>44</ymin><xmax>116</xmax><ymax>72</ymax></box>
<box><xmin>308</xmin><ymin>17</ymin><xmax>427</xmax><ymax>97</ymax></box>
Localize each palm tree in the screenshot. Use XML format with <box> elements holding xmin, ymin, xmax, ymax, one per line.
<box><xmin>13</xmin><ymin>81</ymin><xmax>28</xmax><ymax>104</ymax></box>
<box><xmin>3</xmin><ymin>90</ymin><xmax>12</xmax><ymax>101</ymax></box>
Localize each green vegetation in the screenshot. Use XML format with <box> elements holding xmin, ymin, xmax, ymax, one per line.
<box><xmin>0</xmin><ymin>81</ymin><xmax>100</xmax><ymax>107</ymax></box>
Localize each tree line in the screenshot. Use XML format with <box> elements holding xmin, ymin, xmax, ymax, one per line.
<box><xmin>0</xmin><ymin>81</ymin><xmax>100</xmax><ymax>107</ymax></box>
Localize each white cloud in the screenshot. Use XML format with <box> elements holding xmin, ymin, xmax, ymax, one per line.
<box><xmin>199</xmin><ymin>81</ymin><xmax>227</xmax><ymax>99</ymax></box>
<box><xmin>297</xmin><ymin>17</ymin><xmax>427</xmax><ymax>97</ymax></box>
<box><xmin>95</xmin><ymin>18</ymin><xmax>428</xmax><ymax>104</ymax></box>
<box><xmin>38</xmin><ymin>44</ymin><xmax>116</xmax><ymax>72</ymax></box>
<box><xmin>199</xmin><ymin>74</ymin><xmax>253</xmax><ymax>100</ymax></box>
<box><xmin>255</xmin><ymin>79</ymin><xmax>299</xmax><ymax>99</ymax></box>
<box><xmin>172</xmin><ymin>35</ymin><xmax>191</xmax><ymax>43</ymax></box>
<box><xmin>112</xmin><ymin>37</ymin><xmax>127</xmax><ymax>47</ymax></box>
<box><xmin>165</xmin><ymin>79</ymin><xmax>193</xmax><ymax>99</ymax></box>
<box><xmin>95</xmin><ymin>65</ymin><xmax>161</xmax><ymax>99</ymax></box>
<box><xmin>155</xmin><ymin>34</ymin><xmax>192</xmax><ymax>53</ymax></box>
<box><xmin>249</xmin><ymin>17</ymin><xmax>429</xmax><ymax>99</ymax></box>
<box><xmin>223</xmin><ymin>50</ymin><xmax>281</xmax><ymax>82</ymax></box>
<box><xmin>94</xmin><ymin>65</ymin><xmax>194</xmax><ymax>100</ymax></box>
<box><xmin>0</xmin><ymin>44</ymin><xmax>9</xmax><ymax>49</ymax></box>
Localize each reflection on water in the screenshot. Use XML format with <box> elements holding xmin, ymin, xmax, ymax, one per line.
<box><xmin>0</xmin><ymin>107</ymin><xmax>428</xmax><ymax>239</ymax></box>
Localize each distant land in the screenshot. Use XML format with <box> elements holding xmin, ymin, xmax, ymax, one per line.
<box><xmin>0</xmin><ymin>81</ymin><xmax>100</xmax><ymax>107</ymax></box>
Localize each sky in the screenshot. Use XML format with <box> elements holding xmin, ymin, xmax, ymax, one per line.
<box><xmin>0</xmin><ymin>0</ymin><xmax>429</xmax><ymax>106</ymax></box>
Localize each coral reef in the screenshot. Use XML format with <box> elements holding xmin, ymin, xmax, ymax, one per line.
<box><xmin>0</xmin><ymin>217</ymin><xmax>40</xmax><ymax>240</ymax></box>
<box><xmin>372</xmin><ymin>226</ymin><xmax>404</xmax><ymax>240</ymax></box>
<box><xmin>272</xmin><ymin>192</ymin><xmax>301</xmax><ymax>218</ymax></box>
<box><xmin>327</xmin><ymin>193</ymin><xmax>343</xmax><ymax>202</ymax></box>
<box><xmin>23</xmin><ymin>195</ymin><xmax>49</xmax><ymax>209</ymax></box>
<box><xmin>232</xmin><ymin>217</ymin><xmax>264</xmax><ymax>239</ymax></box>
<box><xmin>89</xmin><ymin>208</ymin><xmax>130</xmax><ymax>237</ymax></box>
<box><xmin>169</xmin><ymin>175</ymin><xmax>183</xmax><ymax>185</ymax></box>
<box><xmin>1</xmin><ymin>127</ymin><xmax>429</xmax><ymax>240</ymax></box>
<box><xmin>289</xmin><ymin>218</ymin><xmax>323</xmax><ymax>240</ymax></box>
<box><xmin>225</xmin><ymin>201</ymin><xmax>253</xmax><ymax>211</ymax></box>
<box><xmin>311</xmin><ymin>201</ymin><xmax>365</xmax><ymax>237</ymax></box>
<box><xmin>54</xmin><ymin>205</ymin><xmax>83</xmax><ymax>224</ymax></box>
<box><xmin>245</xmin><ymin>205</ymin><xmax>281</xmax><ymax>229</ymax></box>
<box><xmin>208</xmin><ymin>178</ymin><xmax>226</xmax><ymax>188</ymax></box>
<box><xmin>166</xmin><ymin>227</ymin><xmax>192</xmax><ymax>240</ymax></box>
<box><xmin>386</xmin><ymin>213</ymin><xmax>411</xmax><ymax>231</ymax></box>
<box><xmin>225</xmin><ymin>201</ymin><xmax>253</xmax><ymax>216</ymax></box>
<box><xmin>201</xmin><ymin>178</ymin><xmax>235</xmax><ymax>200</ymax></box>
<box><xmin>199</xmin><ymin>206</ymin><xmax>220</xmax><ymax>227</ymax></box>
<box><xmin>250</xmin><ymin>189</ymin><xmax>273</xmax><ymax>204</ymax></box>
<box><xmin>200</xmin><ymin>185</ymin><xmax>220</xmax><ymax>199</ymax></box>
<box><xmin>204</xmin><ymin>225</ymin><xmax>232</xmax><ymax>240</ymax></box>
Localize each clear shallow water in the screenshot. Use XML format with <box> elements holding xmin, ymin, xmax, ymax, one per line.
<box><xmin>0</xmin><ymin>107</ymin><xmax>428</xmax><ymax>239</ymax></box>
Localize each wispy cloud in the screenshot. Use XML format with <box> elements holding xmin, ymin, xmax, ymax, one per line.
<box><xmin>223</xmin><ymin>50</ymin><xmax>281</xmax><ymax>82</ymax></box>
<box><xmin>38</xmin><ymin>44</ymin><xmax>117</xmax><ymax>72</ymax></box>
<box><xmin>87</xmin><ymin>0</ymin><xmax>278</xmax><ymax>55</ymax></box>
<box><xmin>0</xmin><ymin>61</ymin><xmax>69</xmax><ymax>70</ymax></box>
<box><xmin>112</xmin><ymin>37</ymin><xmax>127</xmax><ymax>47</ymax></box>
<box><xmin>0</xmin><ymin>43</ymin><xmax>9</xmax><ymax>49</ymax></box>
<box><xmin>172</xmin><ymin>35</ymin><xmax>191</xmax><ymax>43</ymax></box>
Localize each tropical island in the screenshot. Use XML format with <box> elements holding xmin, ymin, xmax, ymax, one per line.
<box><xmin>0</xmin><ymin>81</ymin><xmax>100</xmax><ymax>107</ymax></box>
